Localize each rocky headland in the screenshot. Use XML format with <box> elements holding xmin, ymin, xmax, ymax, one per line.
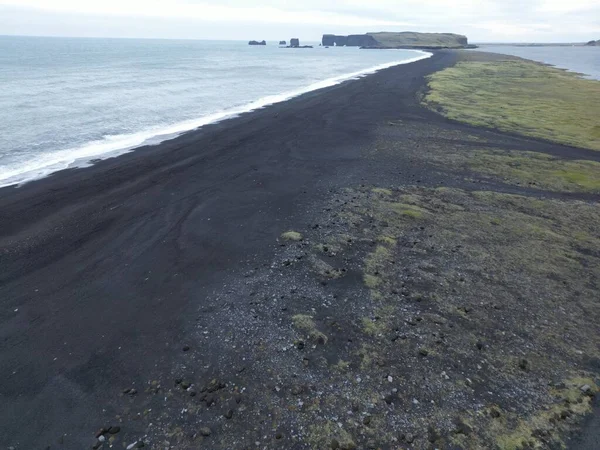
<box><xmin>322</xmin><ymin>32</ymin><xmax>471</xmax><ymax>49</ymax></box>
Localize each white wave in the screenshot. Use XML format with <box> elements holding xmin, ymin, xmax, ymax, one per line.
<box><xmin>0</xmin><ymin>50</ymin><xmax>431</xmax><ymax>188</ymax></box>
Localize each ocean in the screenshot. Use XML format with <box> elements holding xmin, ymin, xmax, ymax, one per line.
<box><xmin>0</xmin><ymin>36</ymin><xmax>429</xmax><ymax>187</ymax></box>
<box><xmin>472</xmin><ymin>45</ymin><xmax>600</xmax><ymax>80</ymax></box>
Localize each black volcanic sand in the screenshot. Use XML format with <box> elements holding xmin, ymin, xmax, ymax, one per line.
<box><xmin>1</xmin><ymin>51</ymin><xmax>599</xmax><ymax>450</ymax></box>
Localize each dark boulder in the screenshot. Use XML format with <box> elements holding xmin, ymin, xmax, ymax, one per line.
<box><xmin>249</xmin><ymin>40</ymin><xmax>266</xmax><ymax>46</ymax></box>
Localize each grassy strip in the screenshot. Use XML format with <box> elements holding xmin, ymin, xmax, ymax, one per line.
<box><xmin>424</xmin><ymin>60</ymin><xmax>600</xmax><ymax>150</ymax></box>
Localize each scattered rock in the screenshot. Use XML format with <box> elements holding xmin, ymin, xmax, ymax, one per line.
<box><xmin>291</xmin><ymin>385</ymin><xmax>303</xmax><ymax>395</ymax></box>
<box><xmin>419</xmin><ymin>348</ymin><xmax>429</xmax><ymax>357</ymax></box>
<box><xmin>454</xmin><ymin>419</ymin><xmax>473</xmax><ymax>435</ymax></box>
<box><xmin>518</xmin><ymin>359</ymin><xmax>530</xmax><ymax>371</ymax></box>
<box><xmin>224</xmin><ymin>409</ymin><xmax>234</xmax><ymax>419</ymax></box>
<box><xmin>200</xmin><ymin>427</ymin><xmax>212</xmax><ymax>437</ymax></box>
<box><xmin>331</xmin><ymin>438</ymin><xmax>340</xmax><ymax>449</ymax></box>
<box><xmin>182</xmin><ymin>345</ymin><xmax>190</xmax><ymax>352</ymax></box>
<box><xmin>476</xmin><ymin>340</ymin><xmax>484</xmax><ymax>350</ymax></box>
<box><xmin>580</xmin><ymin>384</ymin><xmax>593</xmax><ymax>395</ymax></box>
<box><xmin>108</xmin><ymin>426</ymin><xmax>120</xmax><ymax>434</ymax></box>
<box><xmin>362</xmin><ymin>416</ymin><xmax>371</xmax><ymax>426</ymax></box>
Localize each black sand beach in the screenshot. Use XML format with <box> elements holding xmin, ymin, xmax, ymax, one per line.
<box><xmin>1</xmin><ymin>51</ymin><xmax>599</xmax><ymax>449</ymax></box>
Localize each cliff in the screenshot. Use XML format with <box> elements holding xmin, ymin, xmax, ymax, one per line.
<box><xmin>322</xmin><ymin>32</ymin><xmax>469</xmax><ymax>49</ymax></box>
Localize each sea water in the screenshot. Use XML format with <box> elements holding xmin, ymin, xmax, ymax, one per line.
<box><xmin>472</xmin><ymin>45</ymin><xmax>600</xmax><ymax>80</ymax></box>
<box><xmin>0</xmin><ymin>36</ymin><xmax>430</xmax><ymax>187</ymax></box>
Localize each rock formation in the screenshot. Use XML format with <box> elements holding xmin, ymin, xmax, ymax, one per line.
<box><xmin>585</xmin><ymin>39</ymin><xmax>599</xmax><ymax>46</ymax></box>
<box><xmin>290</xmin><ymin>38</ymin><xmax>300</xmax><ymax>48</ymax></box>
<box><xmin>248</xmin><ymin>40</ymin><xmax>266</xmax><ymax>46</ymax></box>
<box><xmin>279</xmin><ymin>41</ymin><xmax>287</xmax><ymax>45</ymax></box>
<box><xmin>322</xmin><ymin>32</ymin><xmax>469</xmax><ymax>49</ymax></box>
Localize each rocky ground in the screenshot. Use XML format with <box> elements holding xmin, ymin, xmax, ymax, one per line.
<box><xmin>0</xmin><ymin>51</ymin><xmax>598</xmax><ymax>450</ymax></box>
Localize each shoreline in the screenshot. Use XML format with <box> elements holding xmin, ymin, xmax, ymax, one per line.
<box><xmin>0</xmin><ymin>50</ymin><xmax>431</xmax><ymax>189</ymax></box>
<box><xmin>0</xmin><ymin>50</ymin><xmax>598</xmax><ymax>449</ymax></box>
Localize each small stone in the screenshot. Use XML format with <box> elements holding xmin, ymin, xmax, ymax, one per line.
<box><xmin>363</xmin><ymin>416</ymin><xmax>371</xmax><ymax>426</ymax></box>
<box><xmin>490</xmin><ymin>408</ymin><xmax>501</xmax><ymax>418</ymax></box>
<box><xmin>455</xmin><ymin>420</ymin><xmax>473</xmax><ymax>435</ymax></box>
<box><xmin>98</xmin><ymin>435</ymin><xmax>106</xmax><ymax>443</ymax></box>
<box><xmin>419</xmin><ymin>348</ymin><xmax>429</xmax><ymax>357</ymax></box>
<box><xmin>108</xmin><ymin>426</ymin><xmax>121</xmax><ymax>434</ymax></box>
<box><xmin>136</xmin><ymin>442</ymin><xmax>145</xmax><ymax>448</ymax></box>
<box><xmin>200</xmin><ymin>427</ymin><xmax>212</xmax><ymax>437</ymax></box>
<box><xmin>181</xmin><ymin>381</ymin><xmax>191</xmax><ymax>389</ymax></box>
<box><xmin>291</xmin><ymin>385</ymin><xmax>303</xmax><ymax>395</ymax></box>
<box><xmin>275</xmin><ymin>433</ymin><xmax>283</xmax><ymax>440</ymax></box>
<box><xmin>296</xmin><ymin>341</ymin><xmax>305</xmax><ymax>350</ymax></box>
<box><xmin>331</xmin><ymin>438</ymin><xmax>340</xmax><ymax>449</ymax></box>
<box><xmin>580</xmin><ymin>384</ymin><xmax>592</xmax><ymax>395</ymax></box>
<box><xmin>182</xmin><ymin>345</ymin><xmax>190</xmax><ymax>352</ymax></box>
<box><xmin>405</xmin><ymin>433</ymin><xmax>415</xmax><ymax>443</ymax></box>
<box><xmin>387</xmin><ymin>375</ymin><xmax>393</xmax><ymax>383</ymax></box>
<box><xmin>518</xmin><ymin>359</ymin><xmax>530</xmax><ymax>371</ymax></box>
<box><xmin>175</xmin><ymin>378</ymin><xmax>183</xmax><ymax>385</ymax></box>
<box><xmin>205</xmin><ymin>394</ymin><xmax>215</xmax><ymax>406</ymax></box>
<box><xmin>476</xmin><ymin>341</ymin><xmax>484</xmax><ymax>350</ymax></box>
<box><xmin>235</xmin><ymin>393</ymin><xmax>242</xmax><ymax>404</ymax></box>
<box><xmin>384</xmin><ymin>394</ymin><xmax>394</xmax><ymax>404</ymax></box>
<box><xmin>189</xmin><ymin>391</ymin><xmax>197</xmax><ymax>397</ymax></box>
<box><xmin>224</xmin><ymin>409</ymin><xmax>234</xmax><ymax>419</ymax></box>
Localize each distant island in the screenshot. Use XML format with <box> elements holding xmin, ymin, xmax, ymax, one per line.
<box><xmin>322</xmin><ymin>32</ymin><xmax>473</xmax><ymax>49</ymax></box>
<box><xmin>586</xmin><ymin>39</ymin><xmax>599</xmax><ymax>46</ymax></box>
<box><xmin>248</xmin><ymin>40</ymin><xmax>266</xmax><ymax>46</ymax></box>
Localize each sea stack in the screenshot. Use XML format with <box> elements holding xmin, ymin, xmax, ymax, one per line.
<box><xmin>248</xmin><ymin>40</ymin><xmax>267</xmax><ymax>46</ymax></box>
<box><xmin>279</xmin><ymin>40</ymin><xmax>287</xmax><ymax>45</ymax></box>
<box><xmin>290</xmin><ymin>38</ymin><xmax>300</xmax><ymax>48</ymax></box>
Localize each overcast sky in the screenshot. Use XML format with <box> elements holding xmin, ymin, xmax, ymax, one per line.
<box><xmin>0</xmin><ymin>0</ymin><xmax>598</xmax><ymax>43</ymax></box>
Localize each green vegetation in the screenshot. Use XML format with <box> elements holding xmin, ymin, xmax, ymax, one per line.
<box><xmin>292</xmin><ymin>314</ymin><xmax>328</xmax><ymax>344</ymax></box>
<box><xmin>281</xmin><ymin>231</ymin><xmax>303</xmax><ymax>241</ymax></box>
<box><xmin>369</xmin><ymin>32</ymin><xmax>468</xmax><ymax>49</ymax></box>
<box><xmin>468</xmin><ymin>150</ymin><xmax>600</xmax><ymax>192</ymax></box>
<box><xmin>424</xmin><ymin>60</ymin><xmax>600</xmax><ymax>150</ymax></box>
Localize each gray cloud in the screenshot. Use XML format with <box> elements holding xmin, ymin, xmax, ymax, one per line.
<box><xmin>0</xmin><ymin>1</ymin><xmax>599</xmax><ymax>42</ymax></box>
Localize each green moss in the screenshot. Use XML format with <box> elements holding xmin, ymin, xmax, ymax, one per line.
<box><xmin>281</xmin><ymin>231</ymin><xmax>303</xmax><ymax>241</ymax></box>
<box><xmin>372</xmin><ymin>187</ymin><xmax>393</xmax><ymax>195</ymax></box>
<box><xmin>424</xmin><ymin>60</ymin><xmax>600</xmax><ymax>150</ymax></box>
<box><xmin>363</xmin><ymin>274</ymin><xmax>382</xmax><ymax>288</ymax></box>
<box><xmin>468</xmin><ymin>150</ymin><xmax>600</xmax><ymax>193</ymax></box>
<box><xmin>292</xmin><ymin>314</ymin><xmax>328</xmax><ymax>344</ymax></box>
<box><xmin>387</xmin><ymin>202</ymin><xmax>428</xmax><ymax>219</ymax></box>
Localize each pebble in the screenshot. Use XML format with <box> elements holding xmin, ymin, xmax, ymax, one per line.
<box><xmin>200</xmin><ymin>427</ymin><xmax>212</xmax><ymax>437</ymax></box>
<box><xmin>419</xmin><ymin>348</ymin><xmax>429</xmax><ymax>357</ymax></box>
<box><xmin>291</xmin><ymin>385</ymin><xmax>303</xmax><ymax>395</ymax></box>
<box><xmin>98</xmin><ymin>435</ymin><xmax>106</xmax><ymax>443</ymax></box>
<box><xmin>108</xmin><ymin>426</ymin><xmax>121</xmax><ymax>434</ymax></box>
<box><xmin>331</xmin><ymin>438</ymin><xmax>340</xmax><ymax>449</ymax></box>
<box><xmin>224</xmin><ymin>409</ymin><xmax>234</xmax><ymax>419</ymax></box>
<box><xmin>387</xmin><ymin>376</ymin><xmax>393</xmax><ymax>383</ymax></box>
<box><xmin>581</xmin><ymin>385</ymin><xmax>592</xmax><ymax>395</ymax></box>
<box><xmin>182</xmin><ymin>345</ymin><xmax>190</xmax><ymax>352</ymax></box>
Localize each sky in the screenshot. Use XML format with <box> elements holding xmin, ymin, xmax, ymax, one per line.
<box><xmin>0</xmin><ymin>0</ymin><xmax>598</xmax><ymax>43</ymax></box>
